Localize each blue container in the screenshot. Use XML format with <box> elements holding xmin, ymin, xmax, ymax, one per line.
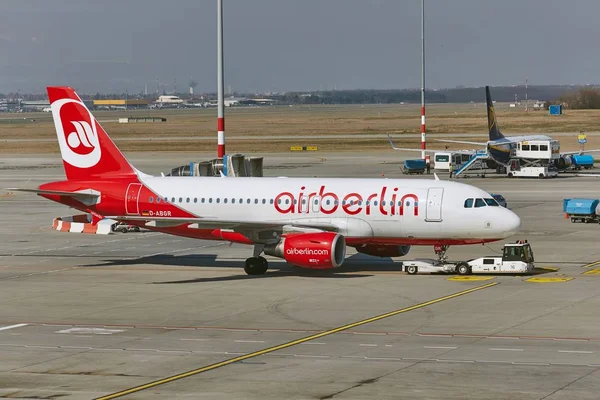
<box><xmin>549</xmin><ymin>105</ymin><xmax>562</xmax><ymax>115</ymax></box>
<box><xmin>572</xmin><ymin>154</ymin><xmax>594</xmax><ymax>167</ymax></box>
<box><xmin>404</xmin><ymin>159</ymin><xmax>426</xmax><ymax>170</ymax></box>
<box><xmin>564</xmin><ymin>198</ymin><xmax>599</xmax><ymax>215</ymax></box>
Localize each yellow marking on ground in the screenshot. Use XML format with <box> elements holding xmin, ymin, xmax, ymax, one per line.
<box><xmin>447</xmin><ymin>276</ymin><xmax>494</xmax><ymax>281</ymax></box>
<box><xmin>525</xmin><ymin>277</ymin><xmax>573</xmax><ymax>283</ymax></box>
<box><xmin>95</xmin><ymin>282</ymin><xmax>498</xmax><ymax>400</ymax></box>
<box><xmin>581</xmin><ymin>260</ymin><xmax>600</xmax><ymax>269</ymax></box>
<box><xmin>583</xmin><ymin>268</ymin><xmax>600</xmax><ymax>275</ymax></box>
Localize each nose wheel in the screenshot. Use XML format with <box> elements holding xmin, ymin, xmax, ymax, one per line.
<box><xmin>434</xmin><ymin>245</ymin><xmax>449</xmax><ymax>263</ymax></box>
<box><xmin>244</xmin><ymin>256</ymin><xmax>268</xmax><ymax>275</ymax></box>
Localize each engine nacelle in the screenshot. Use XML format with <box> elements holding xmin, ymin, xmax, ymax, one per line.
<box><xmin>555</xmin><ymin>155</ymin><xmax>573</xmax><ymax>170</ymax></box>
<box><xmin>263</xmin><ymin>232</ymin><xmax>346</xmax><ymax>269</ymax></box>
<box><xmin>354</xmin><ymin>244</ymin><xmax>411</xmax><ymax>258</ymax></box>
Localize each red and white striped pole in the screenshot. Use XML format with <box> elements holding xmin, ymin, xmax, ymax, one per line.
<box><xmin>420</xmin><ymin>0</ymin><xmax>427</xmax><ymax>162</ymax></box>
<box><xmin>217</xmin><ymin>0</ymin><xmax>225</xmax><ymax>159</ymax></box>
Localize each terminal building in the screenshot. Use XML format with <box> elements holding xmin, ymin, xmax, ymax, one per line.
<box><xmin>93</xmin><ymin>99</ymin><xmax>151</xmax><ymax>110</ymax></box>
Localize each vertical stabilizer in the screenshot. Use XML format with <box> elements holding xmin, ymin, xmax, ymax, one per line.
<box><xmin>47</xmin><ymin>86</ymin><xmax>136</xmax><ymax>180</ymax></box>
<box><xmin>486</xmin><ymin>86</ymin><xmax>505</xmax><ymax>141</ymax></box>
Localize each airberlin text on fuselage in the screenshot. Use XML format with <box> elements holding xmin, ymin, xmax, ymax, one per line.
<box><xmin>274</xmin><ymin>185</ymin><xmax>419</xmax><ymax>216</ymax></box>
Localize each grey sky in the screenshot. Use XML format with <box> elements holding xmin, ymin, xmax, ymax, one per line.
<box><xmin>0</xmin><ymin>0</ymin><xmax>598</xmax><ymax>94</ymax></box>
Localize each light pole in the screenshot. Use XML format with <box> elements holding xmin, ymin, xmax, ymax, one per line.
<box><xmin>217</xmin><ymin>0</ymin><xmax>225</xmax><ymax>159</ymax></box>
<box><xmin>420</xmin><ymin>0</ymin><xmax>427</xmax><ymax>161</ymax></box>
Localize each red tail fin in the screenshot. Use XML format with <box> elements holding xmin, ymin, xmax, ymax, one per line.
<box><xmin>47</xmin><ymin>86</ymin><xmax>136</xmax><ymax>180</ymax></box>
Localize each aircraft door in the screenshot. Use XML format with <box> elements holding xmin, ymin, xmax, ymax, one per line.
<box><xmin>125</xmin><ymin>183</ymin><xmax>142</xmax><ymax>215</ymax></box>
<box><xmin>425</xmin><ymin>188</ymin><xmax>444</xmax><ymax>222</ymax></box>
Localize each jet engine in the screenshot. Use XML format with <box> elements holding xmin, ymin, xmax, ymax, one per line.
<box><xmin>263</xmin><ymin>232</ymin><xmax>346</xmax><ymax>269</ymax></box>
<box><xmin>354</xmin><ymin>244</ymin><xmax>411</xmax><ymax>258</ymax></box>
<box><xmin>555</xmin><ymin>155</ymin><xmax>573</xmax><ymax>170</ymax></box>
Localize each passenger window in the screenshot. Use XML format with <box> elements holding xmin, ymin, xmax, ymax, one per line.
<box><xmin>270</xmin><ymin>199</ymin><xmax>274</xmax><ymax>204</ymax></box>
<box><xmin>216</xmin><ymin>198</ymin><xmax>220</xmax><ymax>203</ymax></box>
<box><xmin>224</xmin><ymin>198</ymin><xmax>228</xmax><ymax>204</ymax></box>
<box><xmin>156</xmin><ymin>197</ymin><xmax>161</xmax><ymax>203</ymax></box>
<box><xmin>171</xmin><ymin>197</ymin><xmax>175</xmax><ymax>203</ymax></box>
<box><xmin>522</xmin><ymin>145</ymin><xmax>530</xmax><ymax>151</ymax></box>
<box><xmin>239</xmin><ymin>198</ymin><xmax>243</xmax><ymax>203</ymax></box>
<box><xmin>531</xmin><ymin>145</ymin><xmax>539</xmax><ymax>151</ymax></box>
<box><xmin>374</xmin><ymin>201</ymin><xmax>378</xmax><ymax>206</ymax></box>
<box><xmin>483</xmin><ymin>259</ymin><xmax>494</xmax><ymax>265</ymax></box>
<box><xmin>208</xmin><ymin>198</ymin><xmax>212</xmax><ymax>203</ymax></box>
<box><xmin>464</xmin><ymin>198</ymin><xmax>474</xmax><ymax>208</ymax></box>
<box><xmin>186</xmin><ymin>198</ymin><xmax>190</xmax><ymax>203</ymax></box>
<box><xmin>164</xmin><ymin>197</ymin><xmax>168</xmax><ymax>203</ymax></box>
<box><xmin>178</xmin><ymin>197</ymin><xmax>183</xmax><ymax>203</ymax></box>
<box><xmin>474</xmin><ymin>198</ymin><xmax>486</xmax><ymax>207</ymax></box>
<box><xmin>201</xmin><ymin>198</ymin><xmax>205</xmax><ymax>203</ymax></box>
<box><xmin>540</xmin><ymin>145</ymin><xmax>548</xmax><ymax>151</ymax></box>
<box><xmin>193</xmin><ymin>198</ymin><xmax>197</xmax><ymax>203</ymax></box>
<box><xmin>262</xmin><ymin>199</ymin><xmax>266</xmax><ymax>204</ymax></box>
<box><xmin>149</xmin><ymin>197</ymin><xmax>153</xmax><ymax>203</ymax></box>
<box><xmin>247</xmin><ymin>199</ymin><xmax>251</xmax><ymax>204</ymax></box>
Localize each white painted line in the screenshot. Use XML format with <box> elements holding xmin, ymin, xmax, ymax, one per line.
<box><xmin>294</xmin><ymin>354</ymin><xmax>330</xmax><ymax>358</ymax></box>
<box><xmin>234</xmin><ymin>340</ymin><xmax>265</xmax><ymax>343</ymax></box>
<box><xmin>180</xmin><ymin>338</ymin><xmax>210</xmax><ymax>341</ymax></box>
<box><xmin>0</xmin><ymin>323</ymin><xmax>28</xmax><ymax>331</ymax></box>
<box><xmin>385</xmin><ymin>345</ymin><xmax>393</xmax><ymax>347</ymax></box>
<box><xmin>352</xmin><ymin>332</ymin><xmax>387</xmax><ymax>336</ymax></box>
<box><xmin>424</xmin><ymin>346</ymin><xmax>457</xmax><ymax>350</ymax></box>
<box><xmin>359</xmin><ymin>343</ymin><xmax>378</xmax><ymax>347</ymax></box>
<box><xmin>302</xmin><ymin>342</ymin><xmax>326</xmax><ymax>345</ymax></box>
<box><xmin>558</xmin><ymin>350</ymin><xmax>594</xmax><ymax>354</ymax></box>
<box><xmin>365</xmin><ymin>357</ymin><xmax>403</xmax><ymax>361</ymax></box>
<box><xmin>436</xmin><ymin>359</ymin><xmax>475</xmax><ymax>363</ymax></box>
<box><xmin>489</xmin><ymin>348</ymin><xmax>524</xmax><ymax>352</ymax></box>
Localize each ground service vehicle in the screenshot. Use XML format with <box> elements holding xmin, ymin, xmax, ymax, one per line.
<box><xmin>404</xmin><ymin>241</ymin><xmax>534</xmax><ymax>275</ymax></box>
<box><xmin>402</xmin><ymin>159</ymin><xmax>426</xmax><ymax>174</ymax></box>
<box><xmin>563</xmin><ymin>198</ymin><xmax>600</xmax><ymax>223</ymax></box>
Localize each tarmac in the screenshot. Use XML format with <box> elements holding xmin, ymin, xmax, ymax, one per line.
<box><xmin>2</xmin><ymin>151</ymin><xmax>600</xmax><ymax>399</ymax></box>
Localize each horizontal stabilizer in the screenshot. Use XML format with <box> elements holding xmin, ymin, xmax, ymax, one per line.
<box><xmin>7</xmin><ymin>188</ymin><xmax>100</xmax><ymax>206</ymax></box>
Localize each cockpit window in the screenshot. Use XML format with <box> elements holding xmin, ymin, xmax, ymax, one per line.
<box><xmin>474</xmin><ymin>198</ymin><xmax>486</xmax><ymax>208</ymax></box>
<box><xmin>484</xmin><ymin>198</ymin><xmax>499</xmax><ymax>206</ymax></box>
<box><xmin>464</xmin><ymin>198</ymin><xmax>474</xmax><ymax>208</ymax></box>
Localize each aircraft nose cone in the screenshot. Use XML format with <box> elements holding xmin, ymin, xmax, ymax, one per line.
<box><xmin>502</xmin><ymin>209</ymin><xmax>521</xmax><ymax>237</ymax></box>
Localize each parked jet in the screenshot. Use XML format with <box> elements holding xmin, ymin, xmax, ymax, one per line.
<box><xmin>435</xmin><ymin>86</ymin><xmax>600</xmax><ymax>168</ymax></box>
<box><xmin>389</xmin><ymin>86</ymin><xmax>600</xmax><ymax>169</ymax></box>
<box><xmin>10</xmin><ymin>86</ymin><xmax>521</xmax><ymax>275</ymax></box>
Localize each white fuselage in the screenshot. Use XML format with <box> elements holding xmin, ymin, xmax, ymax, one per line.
<box><xmin>136</xmin><ymin>176</ymin><xmax>521</xmax><ymax>243</ymax></box>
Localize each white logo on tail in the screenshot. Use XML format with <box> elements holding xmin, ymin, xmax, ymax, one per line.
<box><xmin>51</xmin><ymin>98</ymin><xmax>101</xmax><ymax>168</ymax></box>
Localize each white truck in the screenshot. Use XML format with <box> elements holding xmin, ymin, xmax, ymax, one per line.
<box><xmin>403</xmin><ymin>241</ymin><xmax>535</xmax><ymax>275</ymax></box>
<box><xmin>506</xmin><ymin>160</ymin><xmax>558</xmax><ymax>179</ymax></box>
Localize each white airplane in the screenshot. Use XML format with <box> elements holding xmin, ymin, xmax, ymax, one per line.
<box><xmin>10</xmin><ymin>86</ymin><xmax>521</xmax><ymax>275</ymax></box>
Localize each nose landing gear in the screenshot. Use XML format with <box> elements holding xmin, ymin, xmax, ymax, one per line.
<box><xmin>434</xmin><ymin>245</ymin><xmax>449</xmax><ymax>263</ymax></box>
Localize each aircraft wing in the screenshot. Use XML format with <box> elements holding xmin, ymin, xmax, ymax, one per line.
<box><xmin>104</xmin><ymin>215</ymin><xmax>338</xmax><ymax>234</ymax></box>
<box><xmin>434</xmin><ymin>139</ymin><xmax>487</xmax><ymax>146</ymax></box>
<box><xmin>561</xmin><ymin>149</ymin><xmax>600</xmax><ymax>156</ymax></box>
<box><xmin>6</xmin><ymin>188</ymin><xmax>100</xmax><ymax>205</ymax></box>
<box><xmin>387</xmin><ymin>135</ymin><xmax>476</xmax><ymax>155</ymax></box>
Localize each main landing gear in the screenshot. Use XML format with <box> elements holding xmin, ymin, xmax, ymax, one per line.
<box><xmin>244</xmin><ymin>245</ymin><xmax>268</xmax><ymax>275</ymax></box>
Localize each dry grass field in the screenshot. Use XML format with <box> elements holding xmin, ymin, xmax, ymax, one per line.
<box><xmin>2</xmin><ymin>102</ymin><xmax>600</xmax><ymax>153</ymax></box>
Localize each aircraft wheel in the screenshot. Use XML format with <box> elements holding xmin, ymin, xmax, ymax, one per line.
<box><xmin>405</xmin><ymin>265</ymin><xmax>418</xmax><ymax>275</ymax></box>
<box><xmin>507</xmin><ymin>172</ymin><xmax>513</xmax><ymax>178</ymax></box>
<box><xmin>244</xmin><ymin>257</ymin><xmax>268</xmax><ymax>275</ymax></box>
<box><xmin>456</xmin><ymin>263</ymin><xmax>471</xmax><ymax>275</ymax></box>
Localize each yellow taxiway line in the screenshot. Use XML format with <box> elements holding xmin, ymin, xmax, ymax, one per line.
<box><xmin>96</xmin><ymin>282</ymin><xmax>498</xmax><ymax>399</ymax></box>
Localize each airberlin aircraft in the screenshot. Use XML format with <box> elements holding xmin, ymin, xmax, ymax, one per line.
<box><xmin>12</xmin><ymin>87</ymin><xmax>521</xmax><ymax>275</ymax></box>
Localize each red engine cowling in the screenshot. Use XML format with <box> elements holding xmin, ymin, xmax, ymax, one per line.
<box><xmin>354</xmin><ymin>244</ymin><xmax>411</xmax><ymax>258</ymax></box>
<box><xmin>263</xmin><ymin>232</ymin><xmax>346</xmax><ymax>269</ymax></box>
